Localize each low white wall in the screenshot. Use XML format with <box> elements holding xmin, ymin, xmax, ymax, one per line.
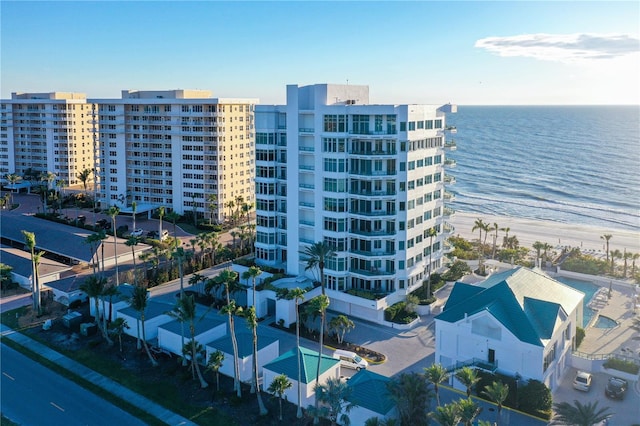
<box><xmin>556</xmin><ymin>269</ymin><xmax>634</xmax><ymax>289</ymax></box>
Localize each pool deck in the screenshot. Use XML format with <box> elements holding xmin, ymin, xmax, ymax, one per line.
<box><xmin>572</xmin><ymin>280</ymin><xmax>640</xmax><ymax>359</ymax></box>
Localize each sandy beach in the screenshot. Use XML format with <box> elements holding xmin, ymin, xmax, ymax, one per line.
<box><xmin>448</xmin><ymin>212</ymin><xmax>640</xmax><ymax>257</ymax></box>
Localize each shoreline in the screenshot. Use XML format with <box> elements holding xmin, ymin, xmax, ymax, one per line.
<box><xmin>447</xmin><ymin>212</ymin><xmax>640</xmax><ymax>256</ymax></box>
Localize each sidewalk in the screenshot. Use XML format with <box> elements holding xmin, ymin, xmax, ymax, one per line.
<box><xmin>0</xmin><ymin>324</ymin><xmax>196</xmax><ymax>426</ymax></box>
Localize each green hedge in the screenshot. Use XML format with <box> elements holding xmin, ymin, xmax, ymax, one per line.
<box><xmin>384</xmin><ymin>302</ymin><xmax>418</xmax><ymax>324</ymax></box>
<box><xmin>603</xmin><ymin>358</ymin><xmax>640</xmax><ymax>374</ymax></box>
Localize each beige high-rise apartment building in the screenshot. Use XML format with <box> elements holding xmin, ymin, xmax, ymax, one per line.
<box><xmin>90</xmin><ymin>90</ymin><xmax>257</xmax><ymax>221</ymax></box>
<box><xmin>0</xmin><ymin>92</ymin><xmax>95</xmax><ymax>188</ymax></box>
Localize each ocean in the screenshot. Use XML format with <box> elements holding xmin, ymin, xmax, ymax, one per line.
<box><xmin>445</xmin><ymin>106</ymin><xmax>640</xmax><ymax>232</ymax></box>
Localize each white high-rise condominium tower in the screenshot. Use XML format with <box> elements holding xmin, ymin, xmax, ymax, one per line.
<box><xmin>1</xmin><ymin>92</ymin><xmax>94</xmax><ymax>188</ymax></box>
<box><xmin>90</xmin><ymin>90</ymin><xmax>258</xmax><ymax>220</ymax></box>
<box><xmin>255</xmin><ymin>83</ymin><xmax>455</xmax><ymax>323</ymax></box>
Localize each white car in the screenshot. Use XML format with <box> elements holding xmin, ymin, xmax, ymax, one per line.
<box><xmin>130</xmin><ymin>228</ymin><xmax>144</xmax><ymax>237</ymax></box>
<box><xmin>573</xmin><ymin>371</ymin><xmax>592</xmax><ymax>392</ymax></box>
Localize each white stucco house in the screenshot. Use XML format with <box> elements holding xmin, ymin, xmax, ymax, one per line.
<box><xmin>157</xmin><ymin>315</ymin><xmax>227</xmax><ymax>357</ymax></box>
<box><xmin>116</xmin><ymin>299</ymin><xmax>173</xmax><ymax>342</ymax></box>
<box><xmin>262</xmin><ymin>347</ymin><xmax>340</xmax><ymax>408</ymax></box>
<box><xmin>434</xmin><ymin>267</ymin><xmax>584</xmax><ymax>391</ymax></box>
<box><xmin>205</xmin><ymin>332</ymin><xmax>279</xmax><ymax>383</ymax></box>
<box><xmin>90</xmin><ymin>283</ymin><xmax>135</xmax><ymax>320</ymax></box>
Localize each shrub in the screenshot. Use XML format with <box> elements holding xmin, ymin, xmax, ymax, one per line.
<box><xmin>442</xmin><ymin>260</ymin><xmax>471</xmax><ymax>282</ymax></box>
<box><xmin>517</xmin><ymin>379</ymin><xmax>552</xmax><ymax>420</ymax></box>
<box><xmin>345</xmin><ymin>289</ymin><xmax>385</xmax><ymax>300</ymax></box>
<box><xmin>561</xmin><ymin>252</ymin><xmax>609</xmax><ymax>275</ymax></box>
<box><xmin>384</xmin><ymin>301</ymin><xmax>418</xmax><ymax>324</ymax></box>
<box><xmin>575</xmin><ymin>327</ymin><xmax>585</xmax><ymax>349</ymax></box>
<box><xmin>603</xmin><ymin>358</ymin><xmax>640</xmax><ymax>374</ymax></box>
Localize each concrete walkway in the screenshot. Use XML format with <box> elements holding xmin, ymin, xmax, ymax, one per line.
<box><xmin>0</xmin><ymin>324</ymin><xmax>195</xmax><ymax>426</ymax></box>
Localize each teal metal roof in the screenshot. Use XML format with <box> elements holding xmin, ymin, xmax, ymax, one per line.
<box><xmin>436</xmin><ymin>267</ymin><xmax>584</xmax><ymax>347</ymax></box>
<box><xmin>263</xmin><ymin>347</ymin><xmax>339</xmax><ymax>384</ymax></box>
<box><xmin>346</xmin><ymin>370</ymin><xmax>394</xmax><ymax>415</ymax></box>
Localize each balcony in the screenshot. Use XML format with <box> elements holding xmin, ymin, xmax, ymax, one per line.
<box><xmin>444</xmin><ymin>192</ymin><xmax>456</xmax><ymax>202</ymax></box>
<box><xmin>349</xmin><ymin>228</ymin><xmax>396</xmax><ymax>237</ymax></box>
<box><xmin>348</xmin><ymin>129</ymin><xmax>397</xmax><ymax>136</ymax></box>
<box><xmin>299</xmin><ymin>183</ymin><xmax>315</xmax><ymax>191</ymax></box>
<box><xmin>299</xmin><ymin>165</ymin><xmax>315</xmax><ymax>172</ymax></box>
<box><xmin>299</xmin><ymin>146</ymin><xmax>315</xmax><ymax>152</ymax></box>
<box><xmin>443</xmin><ymin>241</ymin><xmax>454</xmax><ymax>254</ymax></box>
<box><xmin>349</xmin><ymin>209</ymin><xmax>397</xmax><ymax>217</ymax></box>
<box><xmin>443</xmin><ymin>207</ymin><xmax>456</xmax><ymax>219</ymax></box>
<box><xmin>299</xmin><ymin>202</ymin><xmax>315</xmax><ymax>209</ymax></box>
<box><xmin>349</xmin><ymin>189</ymin><xmax>396</xmax><ymax>197</ymax></box>
<box><xmin>349</xmin><ymin>267</ymin><xmax>395</xmax><ymax>277</ymax></box>
<box><xmin>445</xmin><ymin>125</ymin><xmax>457</xmax><ymax>134</ymax></box>
<box><xmin>299</xmin><ymin>220</ymin><xmax>315</xmax><ymax>227</ymax></box>
<box><xmin>444</xmin><ymin>175</ymin><xmax>456</xmax><ymax>185</ymax></box>
<box><xmin>299</xmin><ymin>128</ymin><xmax>315</xmax><ymax>133</ymax></box>
<box><xmin>444</xmin><ymin>159</ymin><xmax>457</xmax><ymax>168</ymax></box>
<box><xmin>350</xmin><ymin>249</ymin><xmax>396</xmax><ymax>257</ymax></box>
<box><xmin>443</xmin><ymin>223</ymin><xmax>455</xmax><ymax>235</ymax></box>
<box><xmin>444</xmin><ymin>140</ymin><xmax>457</xmax><ymax>151</ymax></box>
<box><xmin>349</xmin><ymin>149</ymin><xmax>397</xmax><ymax>156</ymax></box>
<box><xmin>349</xmin><ymin>169</ymin><xmax>397</xmax><ymax>177</ymax></box>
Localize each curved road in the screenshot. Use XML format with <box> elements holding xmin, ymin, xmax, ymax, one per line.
<box><xmin>1</xmin><ymin>343</ymin><xmax>146</xmax><ymax>426</ymax></box>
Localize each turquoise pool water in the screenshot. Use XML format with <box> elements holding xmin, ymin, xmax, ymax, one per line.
<box><xmin>594</xmin><ymin>315</ymin><xmax>618</xmax><ymax>328</ymax></box>
<box><xmin>555</xmin><ymin>277</ymin><xmax>599</xmax><ymax>327</ymax></box>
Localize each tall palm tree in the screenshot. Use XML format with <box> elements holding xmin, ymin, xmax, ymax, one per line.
<box><xmin>303</xmin><ymin>241</ymin><xmax>336</xmax><ymax>295</ymax></box>
<box><xmin>600</xmin><ymin>234</ymin><xmax>612</xmax><ymax>263</ymax></box>
<box><xmin>5</xmin><ymin>173</ymin><xmax>22</xmax><ymax>205</ymax></box>
<box><xmin>491</xmin><ymin>222</ymin><xmax>499</xmax><ymax>259</ymax></box>
<box><xmin>80</xmin><ymin>275</ymin><xmax>113</xmax><ymax>345</ymax></box>
<box><xmin>131</xmin><ymin>200</ymin><xmax>137</xmax><ymax>230</ymax></box>
<box><xmin>40</xmin><ymin>171</ymin><xmax>56</xmax><ymax>214</ymax></box>
<box><xmin>125</xmin><ymin>236</ymin><xmax>139</xmax><ymax>285</ymax></box>
<box><xmin>278</xmin><ymin>287</ymin><xmax>307</xmax><ymax>418</ymax></box>
<box><xmin>166</xmin><ymin>210</ymin><xmax>181</xmax><ymax>241</ymax></box>
<box><xmin>386</xmin><ymin>372</ymin><xmax>432</xmax><ymax>426</ymax></box>
<box><xmin>108</xmin><ymin>317</ymin><xmax>129</xmax><ymax>353</ymax></box>
<box><xmin>306</xmin><ymin>294</ymin><xmax>330</xmax><ymax>424</ymax></box>
<box><xmin>207</xmin><ymin>232</ymin><xmax>221</xmax><ymax>266</ymax></box>
<box><xmin>551</xmin><ymin>400</ymin><xmax>613</xmax><ymax>426</ymax></box>
<box><xmin>610</xmin><ymin>249</ymin><xmax>622</xmax><ymax>275</ymax></box>
<box><xmin>207</xmin><ymin>350</ymin><xmax>225</xmax><ymax>392</ymax></box>
<box><xmin>216</xmin><ymin>269</ymin><xmax>243</xmax><ymax>397</ymax></box>
<box><xmin>21</xmin><ymin>230</ymin><xmax>42</xmax><ymax>315</ymax></box>
<box><xmin>457</xmin><ymin>398</ymin><xmax>482</xmax><ymax>426</ymax></box>
<box><xmin>129</xmin><ymin>284</ymin><xmax>158</xmax><ymax>366</ymax></box>
<box><xmin>169</xmin><ymin>294</ymin><xmax>208</xmax><ymax>388</ymax></box>
<box><xmin>84</xmin><ymin>233</ymin><xmax>100</xmax><ymax>275</ymax></box>
<box><xmin>631</xmin><ymin>252</ymin><xmax>639</xmax><ymax>277</ymax></box>
<box><xmin>225</xmin><ymin>200</ymin><xmax>235</xmax><ymax>223</ymax></box>
<box><xmin>97</xmin><ymin>230</ymin><xmax>108</xmax><ymax>276</ymax></box>
<box><xmin>482</xmin><ymin>381</ymin><xmax>509</xmax><ymax>426</ymax></box>
<box><xmin>472</xmin><ymin>218</ymin><xmax>486</xmax><ymax>246</ymax></box>
<box><xmin>244</xmin><ymin>307</ymin><xmax>267</xmax><ymax>415</ymax></box>
<box><xmin>425</xmin><ymin>227</ymin><xmax>438</xmax><ymax>298</ymax></box>
<box><xmin>242</xmin><ymin>266</ymin><xmax>263</xmax><ymax>395</ymax></box>
<box><xmin>105</xmin><ymin>205</ymin><xmax>121</xmax><ymax>285</ymax></box>
<box><xmin>532</xmin><ymin>241</ymin><xmax>545</xmax><ymax>267</ymax></box>
<box><xmin>158</xmin><ymin>206</ymin><xmax>165</xmax><ymax>239</ymax></box>
<box><xmin>268</xmin><ymin>374</ymin><xmax>292</xmax><ymax>421</ymax></box>
<box><xmin>500</xmin><ymin>226</ymin><xmax>510</xmax><ymax>248</ymax></box>
<box><xmin>455</xmin><ymin>367</ymin><xmax>480</xmax><ymax>398</ymax></box>
<box><xmin>77</xmin><ymin>168</ymin><xmax>92</xmax><ymax>193</ymax></box>
<box><xmin>206</xmin><ymin>193</ymin><xmax>218</xmax><ymax>225</ymax></box>
<box><xmin>424</xmin><ymin>363</ymin><xmax>449</xmax><ymax>407</ymax></box>
<box><xmin>430</xmin><ymin>402</ymin><xmax>461</xmax><ymax>426</ymax></box>
<box><xmin>622</xmin><ymin>248</ymin><xmax>631</xmax><ymax>277</ymax></box>
<box><xmin>189</xmin><ymin>272</ymin><xmax>206</xmax><ymax>295</ymax></box>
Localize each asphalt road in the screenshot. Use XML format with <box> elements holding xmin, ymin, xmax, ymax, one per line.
<box><xmin>0</xmin><ymin>343</ymin><xmax>147</xmax><ymax>426</ymax></box>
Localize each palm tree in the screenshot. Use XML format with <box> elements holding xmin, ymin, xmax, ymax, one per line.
<box><xmin>225</xmin><ymin>200</ymin><xmax>235</xmax><ymax>223</ymax></box>
<box><xmin>278</xmin><ymin>287</ymin><xmax>307</xmax><ymax>418</ymax></box>
<box><xmin>77</xmin><ymin>168</ymin><xmax>92</xmax><ymax>193</ymax></box>
<box><xmin>125</xmin><ymin>236</ymin><xmax>139</xmax><ymax>285</ymax></box>
<box><xmin>244</xmin><ymin>307</ymin><xmax>267</xmax><ymax>415</ymax></box>
<box><xmin>216</xmin><ymin>269</ymin><xmax>243</xmax><ymax>397</ymax></box>
<box><xmin>455</xmin><ymin>367</ymin><xmax>480</xmax><ymax>398</ymax></box>
<box><xmin>491</xmin><ymin>222</ymin><xmax>499</xmax><ymax>259</ymax></box>
<box><xmin>551</xmin><ymin>400</ymin><xmax>613</xmax><ymax>426</ymax></box>
<box><xmin>129</xmin><ymin>284</ymin><xmax>158</xmax><ymax>366</ymax></box>
<box><xmin>457</xmin><ymin>398</ymin><xmax>482</xmax><ymax>426</ymax></box>
<box><xmin>5</xmin><ymin>173</ymin><xmax>22</xmax><ymax>205</ymax></box>
<box><xmin>532</xmin><ymin>241</ymin><xmax>545</xmax><ymax>267</ymax></box>
<box><xmin>189</xmin><ymin>273</ymin><xmax>206</xmax><ymax>295</ymax></box>
<box><xmin>207</xmin><ymin>350</ymin><xmax>225</xmax><ymax>392</ymax></box>
<box><xmin>130</xmin><ymin>200</ymin><xmax>137</xmax><ymax>230</ymax></box>
<box><xmin>206</xmin><ymin>193</ymin><xmax>218</xmax><ymax>225</ymax></box>
<box><xmin>108</xmin><ymin>317</ymin><xmax>129</xmax><ymax>352</ymax></box>
<box><xmin>105</xmin><ymin>205</ymin><xmax>121</xmax><ymax>285</ymax></box>
<box><xmin>84</xmin><ymin>233</ymin><xmax>100</xmax><ymax>275</ymax></box>
<box><xmin>206</xmin><ymin>231</ymin><xmax>221</xmax><ymax>266</ymax></box>
<box><xmin>169</xmin><ymin>294</ymin><xmax>208</xmax><ymax>388</ymax></box>
<box><xmin>425</xmin><ymin>227</ymin><xmax>438</xmax><ymax>298</ymax></box>
<box><xmin>328</xmin><ymin>315</ymin><xmax>355</xmax><ymax>345</ymax></box>
<box><xmin>482</xmin><ymin>381</ymin><xmax>509</xmax><ymax>425</ymax></box>
<box><xmin>158</xmin><ymin>206</ymin><xmax>165</xmax><ymax>239</ymax></box>
<box><xmin>166</xmin><ymin>211</ymin><xmax>181</xmax><ymax>241</ymax></box>
<box><xmin>610</xmin><ymin>248</ymin><xmax>622</xmax><ymax>275</ymax></box>
<box><xmin>268</xmin><ymin>374</ymin><xmax>292</xmax><ymax>421</ymax></box>
<box><xmin>632</xmin><ymin>252</ymin><xmax>639</xmax><ymax>277</ymax></box>
<box><xmin>97</xmin><ymin>230</ymin><xmax>108</xmax><ymax>276</ymax></box>
<box><xmin>314</xmin><ymin>376</ymin><xmax>356</xmax><ymax>426</ymax></box>
<box><xmin>386</xmin><ymin>372</ymin><xmax>432</xmax><ymax>426</ymax></box>
<box><xmin>623</xmin><ymin>248</ymin><xmax>631</xmax><ymax>277</ymax></box>
<box><xmin>430</xmin><ymin>402</ymin><xmax>461</xmax><ymax>426</ymax></box>
<box><xmin>424</xmin><ymin>363</ymin><xmax>449</xmax><ymax>407</ymax></box>
<box><xmin>500</xmin><ymin>226</ymin><xmax>510</xmax><ymax>248</ymax></box>
<box><xmin>80</xmin><ymin>275</ymin><xmax>113</xmax><ymax>345</ymax></box>
<box><xmin>303</xmin><ymin>241</ymin><xmax>336</xmax><ymax>295</ymax></box>
<box><xmin>472</xmin><ymin>218</ymin><xmax>486</xmax><ymax>246</ymax></box>
<box><xmin>600</xmin><ymin>234</ymin><xmax>612</xmax><ymax>263</ymax></box>
<box><xmin>21</xmin><ymin>230</ymin><xmax>42</xmax><ymax>315</ymax></box>
<box><xmin>306</xmin><ymin>294</ymin><xmax>330</xmax><ymax>424</ymax></box>
<box><xmin>40</xmin><ymin>171</ymin><xmax>56</xmax><ymax>214</ymax></box>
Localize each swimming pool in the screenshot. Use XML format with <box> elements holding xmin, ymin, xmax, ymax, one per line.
<box><xmin>594</xmin><ymin>315</ymin><xmax>618</xmax><ymax>328</ymax></box>
<box><xmin>555</xmin><ymin>277</ymin><xmax>599</xmax><ymax>327</ymax></box>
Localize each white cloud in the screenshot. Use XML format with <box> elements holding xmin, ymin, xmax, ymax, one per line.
<box><xmin>475</xmin><ymin>33</ymin><xmax>640</xmax><ymax>63</ymax></box>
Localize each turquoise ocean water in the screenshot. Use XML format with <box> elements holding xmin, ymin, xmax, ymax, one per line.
<box><xmin>446</xmin><ymin>106</ymin><xmax>640</xmax><ymax>232</ymax></box>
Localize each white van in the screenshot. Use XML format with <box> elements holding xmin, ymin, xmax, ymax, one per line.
<box><xmin>333</xmin><ymin>349</ymin><xmax>368</xmax><ymax>370</ymax></box>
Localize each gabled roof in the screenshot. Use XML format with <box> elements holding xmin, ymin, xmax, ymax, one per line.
<box><xmin>0</xmin><ymin>244</ymin><xmax>71</xmax><ymax>278</ymax></box>
<box><xmin>263</xmin><ymin>347</ymin><xmax>339</xmax><ymax>384</ymax></box>
<box><xmin>346</xmin><ymin>370</ymin><xmax>394</xmax><ymax>415</ymax></box>
<box><xmin>159</xmin><ymin>316</ymin><xmax>226</xmax><ymax>337</ymax></box>
<box><xmin>118</xmin><ymin>299</ymin><xmax>173</xmax><ymax>320</ymax></box>
<box><xmin>436</xmin><ymin>267</ymin><xmax>584</xmax><ymax>346</ymax></box>
<box><xmin>206</xmin><ymin>332</ymin><xmax>278</xmax><ymax>358</ymax></box>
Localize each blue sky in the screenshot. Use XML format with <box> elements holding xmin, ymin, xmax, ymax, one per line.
<box><xmin>1</xmin><ymin>1</ymin><xmax>639</xmax><ymax>105</ymax></box>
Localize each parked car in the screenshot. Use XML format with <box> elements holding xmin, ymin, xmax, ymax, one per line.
<box><xmin>146</xmin><ymin>230</ymin><xmax>169</xmax><ymax>240</ymax></box>
<box><xmin>130</xmin><ymin>228</ymin><xmax>144</xmax><ymax>237</ymax></box>
<box><xmin>333</xmin><ymin>349</ymin><xmax>369</xmax><ymax>370</ymax></box>
<box><xmin>96</xmin><ymin>219</ymin><xmax>110</xmax><ymax>229</ymax></box>
<box><xmin>147</xmin><ymin>230</ymin><xmax>158</xmax><ymax>238</ymax></box>
<box><xmin>573</xmin><ymin>371</ymin><xmax>592</xmax><ymax>392</ymax></box>
<box><xmin>605</xmin><ymin>376</ymin><xmax>628</xmax><ymax>399</ymax></box>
